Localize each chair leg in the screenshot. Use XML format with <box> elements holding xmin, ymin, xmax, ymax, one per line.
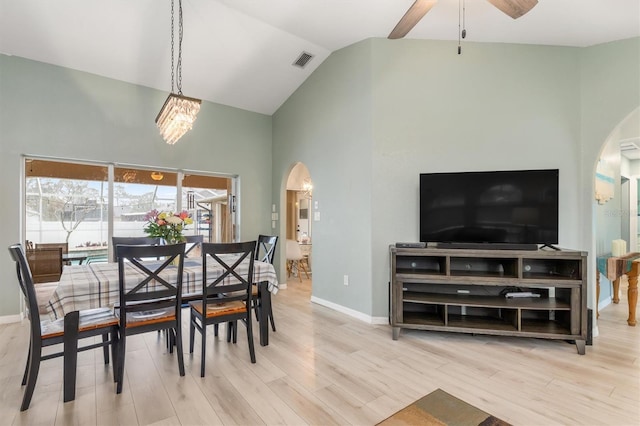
<box><xmin>116</xmin><ymin>333</ymin><xmax>126</xmax><ymax>394</ymax></box>
<box><xmin>268</xmin><ymin>309</ymin><xmax>276</xmax><ymax>332</ymax></box>
<box><xmin>102</xmin><ymin>333</ymin><xmax>110</xmax><ymax>364</ymax></box>
<box><xmin>111</xmin><ymin>330</ymin><xmax>119</xmax><ymax>383</ymax></box>
<box><xmin>246</xmin><ymin>315</ymin><xmax>256</xmax><ymax>364</ymax></box>
<box><xmin>21</xmin><ymin>340</ymin><xmax>31</xmax><ymax>386</ymax></box>
<box><xmin>296</xmin><ymin>260</ymin><xmax>302</xmax><ymax>282</ymax></box>
<box><xmin>189</xmin><ymin>316</ymin><xmax>195</xmax><ymax>354</ymax></box>
<box><xmin>20</xmin><ymin>341</ymin><xmax>41</xmax><ymax>411</ymax></box>
<box><xmin>168</xmin><ymin>329</ymin><xmax>174</xmax><ymax>354</ymax></box>
<box><xmin>300</xmin><ymin>259</ymin><xmax>310</xmax><ymax>279</ymax></box>
<box><xmin>226</xmin><ymin>322</ymin><xmax>233</xmax><ymax>343</ymax></box>
<box><xmin>200</xmin><ymin>322</ymin><xmax>207</xmax><ymax>378</ymax></box>
<box><xmin>253</xmin><ymin>299</ymin><xmax>260</xmax><ymax>322</ymax></box>
<box><xmin>174</xmin><ymin>326</ymin><xmax>185</xmax><ymax>377</ymax></box>
<box><xmin>63</xmin><ymin>311</ymin><xmax>80</xmax><ymax>403</ymax></box>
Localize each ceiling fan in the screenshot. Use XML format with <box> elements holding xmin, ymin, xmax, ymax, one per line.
<box><xmin>388</xmin><ymin>0</ymin><xmax>538</xmax><ymax>39</ymax></box>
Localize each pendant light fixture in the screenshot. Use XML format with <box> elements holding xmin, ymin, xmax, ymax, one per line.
<box><xmin>155</xmin><ymin>0</ymin><xmax>202</xmax><ymax>145</ymax></box>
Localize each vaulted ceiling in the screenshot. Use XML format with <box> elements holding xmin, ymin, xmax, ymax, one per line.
<box><xmin>1</xmin><ymin>1</ymin><xmax>639</xmax><ymax>115</ymax></box>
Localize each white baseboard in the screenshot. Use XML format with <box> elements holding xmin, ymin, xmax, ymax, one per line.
<box><xmin>310</xmin><ymin>296</ymin><xmax>388</xmax><ymax>325</ymax></box>
<box><xmin>0</xmin><ymin>314</ymin><xmax>22</xmax><ymax>324</ymax></box>
<box><xmin>592</xmin><ymin>297</ymin><xmax>612</xmax><ymax>339</ymax></box>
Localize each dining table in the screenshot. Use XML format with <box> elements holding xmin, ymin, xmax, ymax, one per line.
<box><xmin>62</xmin><ymin>252</ymin><xmax>88</xmax><ymax>265</ymax></box>
<box><xmin>46</xmin><ymin>257</ymin><xmax>279</xmax><ymax>345</ymax></box>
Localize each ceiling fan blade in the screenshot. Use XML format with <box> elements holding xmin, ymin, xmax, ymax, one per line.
<box><xmin>388</xmin><ymin>0</ymin><xmax>437</xmax><ymax>40</ymax></box>
<box><xmin>487</xmin><ymin>0</ymin><xmax>538</xmax><ymax>19</ymax></box>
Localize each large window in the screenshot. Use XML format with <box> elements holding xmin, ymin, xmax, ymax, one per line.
<box><xmin>25</xmin><ymin>158</ymin><xmax>235</xmax><ymax>262</ymax></box>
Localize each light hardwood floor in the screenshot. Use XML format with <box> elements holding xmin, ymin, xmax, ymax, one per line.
<box><xmin>0</xmin><ymin>276</ymin><xmax>638</xmax><ymax>425</ymax></box>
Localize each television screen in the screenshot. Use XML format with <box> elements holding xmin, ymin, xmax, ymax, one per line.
<box><xmin>419</xmin><ymin>169</ymin><xmax>559</xmax><ymax>247</ymax></box>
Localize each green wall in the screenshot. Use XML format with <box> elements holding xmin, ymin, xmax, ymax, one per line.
<box><xmin>273</xmin><ymin>37</ymin><xmax>639</xmax><ymax>320</ymax></box>
<box><xmin>1</xmin><ymin>36</ymin><xmax>638</xmax><ymax>322</ymax></box>
<box><xmin>0</xmin><ymin>55</ymin><xmax>272</xmax><ymax>318</ymax></box>
<box><xmin>273</xmin><ymin>40</ymin><xmax>374</xmax><ymax>316</ymax></box>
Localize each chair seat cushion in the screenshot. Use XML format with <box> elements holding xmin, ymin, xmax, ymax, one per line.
<box><xmin>41</xmin><ymin>307</ymin><xmax>118</xmax><ymax>339</ymax></box>
<box><xmin>189</xmin><ymin>300</ymin><xmax>245</xmax><ymax>318</ymax></box>
<box><xmin>118</xmin><ymin>307</ymin><xmax>176</xmax><ymax>327</ymax></box>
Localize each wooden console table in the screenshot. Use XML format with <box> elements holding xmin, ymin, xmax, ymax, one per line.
<box><xmin>596</xmin><ymin>253</ymin><xmax>639</xmax><ymax>326</ymax></box>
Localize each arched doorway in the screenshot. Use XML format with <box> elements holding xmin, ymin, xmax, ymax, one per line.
<box><xmin>284</xmin><ymin>163</ymin><xmax>313</xmax><ymax>290</ymax></box>
<box><xmin>593</xmin><ymin>107</ymin><xmax>640</xmax><ymax>325</ymax></box>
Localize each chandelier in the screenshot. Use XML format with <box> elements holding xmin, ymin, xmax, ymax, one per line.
<box><xmin>155</xmin><ymin>0</ymin><xmax>202</xmax><ymax>145</ymax></box>
<box><xmin>302</xmin><ymin>178</ymin><xmax>313</xmax><ymax>198</ymax></box>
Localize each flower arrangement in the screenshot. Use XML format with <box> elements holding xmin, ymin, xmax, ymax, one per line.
<box><xmin>143</xmin><ymin>209</ymin><xmax>193</xmax><ymax>244</ymax></box>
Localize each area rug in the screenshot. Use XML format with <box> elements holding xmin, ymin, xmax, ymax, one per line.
<box><xmin>377</xmin><ymin>389</ymin><xmax>511</xmax><ymax>426</ymax></box>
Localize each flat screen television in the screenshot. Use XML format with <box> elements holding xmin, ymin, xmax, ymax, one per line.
<box><xmin>419</xmin><ymin>169</ymin><xmax>559</xmax><ymax>250</ymax></box>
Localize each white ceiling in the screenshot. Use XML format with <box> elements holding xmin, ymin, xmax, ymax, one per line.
<box><xmin>1</xmin><ymin>0</ymin><xmax>639</xmax><ymax>115</ymax></box>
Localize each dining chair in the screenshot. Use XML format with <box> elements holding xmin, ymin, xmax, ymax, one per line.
<box><xmin>111</xmin><ymin>236</ymin><xmax>161</xmax><ymax>262</ymax></box>
<box><xmin>25</xmin><ymin>247</ymin><xmax>63</xmax><ymax>283</ymax></box>
<box><xmin>184</xmin><ymin>234</ymin><xmax>204</xmax><ymax>257</ymax></box>
<box><xmin>115</xmin><ymin>242</ymin><xmax>186</xmax><ymax>393</ymax></box>
<box><xmin>189</xmin><ymin>241</ymin><xmax>257</xmax><ymax>377</ymax></box>
<box><xmin>8</xmin><ymin>243</ymin><xmax>119</xmax><ymax>411</ymax></box>
<box><xmin>253</xmin><ymin>235</ymin><xmax>278</xmax><ymax>332</ymax></box>
<box><xmin>36</xmin><ymin>242</ymin><xmax>70</xmax><ymax>264</ymax></box>
<box><xmin>286</xmin><ymin>239</ymin><xmax>310</xmax><ymax>282</ymax></box>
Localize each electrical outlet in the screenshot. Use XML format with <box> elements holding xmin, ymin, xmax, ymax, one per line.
<box><xmin>343</xmin><ymin>275</ymin><xmax>349</xmax><ymax>286</ymax></box>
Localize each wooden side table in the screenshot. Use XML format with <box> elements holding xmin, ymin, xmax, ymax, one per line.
<box><xmin>596</xmin><ymin>253</ymin><xmax>639</xmax><ymax>326</ymax></box>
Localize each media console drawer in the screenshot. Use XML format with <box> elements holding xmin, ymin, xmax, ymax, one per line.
<box><xmin>389</xmin><ymin>246</ymin><xmax>588</xmax><ymax>354</ymax></box>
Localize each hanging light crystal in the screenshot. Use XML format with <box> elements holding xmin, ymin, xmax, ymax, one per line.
<box><xmin>156</xmin><ymin>0</ymin><xmax>201</xmax><ymax>144</ymax></box>
<box><xmin>156</xmin><ymin>94</ymin><xmax>201</xmax><ymax>144</ymax></box>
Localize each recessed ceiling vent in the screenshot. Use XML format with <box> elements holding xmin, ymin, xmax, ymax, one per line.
<box><xmin>620</xmin><ymin>139</ymin><xmax>640</xmax><ymax>152</ymax></box>
<box><xmin>293</xmin><ymin>51</ymin><xmax>314</xmax><ymax>68</ymax></box>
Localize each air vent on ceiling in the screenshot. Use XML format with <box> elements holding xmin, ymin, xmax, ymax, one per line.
<box><xmin>293</xmin><ymin>51</ymin><xmax>314</xmax><ymax>68</ymax></box>
<box><xmin>620</xmin><ymin>140</ymin><xmax>640</xmax><ymax>152</ymax></box>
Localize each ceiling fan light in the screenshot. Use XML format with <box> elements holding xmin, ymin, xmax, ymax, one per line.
<box><xmin>155</xmin><ymin>93</ymin><xmax>202</xmax><ymax>145</ymax></box>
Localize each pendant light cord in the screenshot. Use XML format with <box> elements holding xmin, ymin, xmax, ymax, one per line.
<box><xmin>169</xmin><ymin>0</ymin><xmax>185</xmax><ymax>95</ymax></box>
<box><xmin>170</xmin><ymin>0</ymin><xmax>175</xmax><ymax>93</ymax></box>
<box><xmin>176</xmin><ymin>0</ymin><xmax>184</xmax><ymax>95</ymax></box>
<box><xmin>458</xmin><ymin>0</ymin><xmax>467</xmax><ymax>55</ymax></box>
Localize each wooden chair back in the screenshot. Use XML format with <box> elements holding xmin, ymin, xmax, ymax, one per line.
<box><xmin>35</xmin><ymin>242</ymin><xmax>68</xmax><ymax>254</ymax></box>
<box><xmin>184</xmin><ymin>235</ymin><xmax>204</xmax><ymax>257</ymax></box>
<box><xmin>116</xmin><ymin>243</ymin><xmax>185</xmax><ymax>321</ymax></box>
<box><xmin>9</xmin><ymin>244</ymin><xmax>43</xmax><ymax>325</ymax></box>
<box><xmin>26</xmin><ymin>247</ymin><xmax>63</xmax><ymax>283</ymax></box>
<box><xmin>256</xmin><ymin>235</ymin><xmax>278</xmax><ymax>264</ymax></box>
<box><xmin>201</xmin><ymin>241</ymin><xmax>255</xmax><ymax>303</ymax></box>
<box><xmin>111</xmin><ymin>236</ymin><xmax>161</xmax><ymax>262</ymax></box>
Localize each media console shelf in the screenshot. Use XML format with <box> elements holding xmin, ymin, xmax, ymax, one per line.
<box><xmin>389</xmin><ymin>246</ymin><xmax>588</xmax><ymax>354</ymax></box>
